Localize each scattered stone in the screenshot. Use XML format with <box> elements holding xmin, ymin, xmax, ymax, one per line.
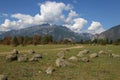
<box><xmin>0</xmin><ymin>75</ymin><xmax>8</xmax><ymax>80</ymax></box>
<box><xmin>56</xmin><ymin>58</ymin><xmax>69</xmax><ymax>67</ymax></box>
<box><xmin>33</xmin><ymin>54</ymin><xmax>42</xmax><ymax>59</ymax></box>
<box><xmin>18</xmin><ymin>55</ymin><xmax>28</xmax><ymax>62</ymax></box>
<box><xmin>68</xmin><ymin>56</ymin><xmax>78</xmax><ymax>61</ymax></box>
<box><xmin>45</xmin><ymin>66</ymin><xmax>55</xmax><ymax>74</ymax></box>
<box><xmin>29</xmin><ymin>54</ymin><xmax>42</xmax><ymax>61</ymax></box>
<box><xmin>82</xmin><ymin>49</ymin><xmax>90</xmax><ymax>54</ymax></box>
<box><xmin>77</xmin><ymin>52</ymin><xmax>84</xmax><ymax>57</ymax></box>
<box><xmin>6</xmin><ymin>54</ymin><xmax>18</xmax><ymax>62</ymax></box>
<box><xmin>98</xmin><ymin>50</ymin><xmax>105</xmax><ymax>54</ymax></box>
<box><xmin>29</xmin><ymin>57</ymin><xmax>39</xmax><ymax>62</ymax></box>
<box><xmin>109</xmin><ymin>53</ymin><xmax>120</xmax><ymax>58</ymax></box>
<box><xmin>77</xmin><ymin>49</ymin><xmax>89</xmax><ymax>57</ymax></box>
<box><xmin>12</xmin><ymin>49</ymin><xmax>19</xmax><ymax>55</ymax></box>
<box><xmin>57</xmin><ymin>51</ymin><xmax>65</xmax><ymax>59</ymax></box>
<box><xmin>81</xmin><ymin>57</ymin><xmax>89</xmax><ymax>62</ymax></box>
<box><xmin>89</xmin><ymin>53</ymin><xmax>99</xmax><ymax>58</ymax></box>
<box><xmin>29</xmin><ymin>50</ymin><xmax>35</xmax><ymax>54</ymax></box>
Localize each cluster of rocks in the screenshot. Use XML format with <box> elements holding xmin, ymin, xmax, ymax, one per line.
<box><xmin>3</xmin><ymin>48</ymin><xmax>120</xmax><ymax>77</ymax></box>
<box><xmin>46</xmin><ymin>49</ymin><xmax>120</xmax><ymax>74</ymax></box>
<box><xmin>6</xmin><ymin>49</ymin><xmax>43</xmax><ymax>62</ymax></box>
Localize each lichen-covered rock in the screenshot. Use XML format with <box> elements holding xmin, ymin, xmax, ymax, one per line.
<box><xmin>81</xmin><ymin>57</ymin><xmax>89</xmax><ymax>62</ymax></box>
<box><xmin>45</xmin><ymin>66</ymin><xmax>55</xmax><ymax>74</ymax></box>
<box><xmin>56</xmin><ymin>58</ymin><xmax>69</xmax><ymax>67</ymax></box>
<box><xmin>6</xmin><ymin>54</ymin><xmax>18</xmax><ymax>62</ymax></box>
<box><xmin>89</xmin><ymin>53</ymin><xmax>99</xmax><ymax>58</ymax></box>
<box><xmin>18</xmin><ymin>55</ymin><xmax>28</xmax><ymax>62</ymax></box>
<box><xmin>0</xmin><ymin>75</ymin><xmax>8</xmax><ymax>80</ymax></box>
<box><xmin>68</xmin><ymin>56</ymin><xmax>78</xmax><ymax>61</ymax></box>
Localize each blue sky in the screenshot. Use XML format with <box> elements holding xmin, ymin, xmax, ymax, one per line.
<box><xmin>0</xmin><ymin>0</ymin><xmax>120</xmax><ymax>34</ymax></box>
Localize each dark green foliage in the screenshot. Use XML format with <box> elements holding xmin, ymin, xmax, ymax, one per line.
<box><xmin>12</xmin><ymin>36</ymin><xmax>19</xmax><ymax>47</ymax></box>
<box><xmin>41</xmin><ymin>35</ymin><xmax>53</xmax><ymax>44</ymax></box>
<box><xmin>32</xmin><ymin>34</ymin><xmax>41</xmax><ymax>46</ymax></box>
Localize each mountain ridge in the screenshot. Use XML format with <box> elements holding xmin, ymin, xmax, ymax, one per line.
<box><xmin>0</xmin><ymin>23</ymin><xmax>93</xmax><ymax>41</ymax></box>
<box><xmin>96</xmin><ymin>25</ymin><xmax>120</xmax><ymax>41</ymax></box>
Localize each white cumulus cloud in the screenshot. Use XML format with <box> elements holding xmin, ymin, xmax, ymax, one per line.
<box><xmin>87</xmin><ymin>21</ymin><xmax>105</xmax><ymax>34</ymax></box>
<box><xmin>66</xmin><ymin>18</ymin><xmax>87</xmax><ymax>33</ymax></box>
<box><xmin>0</xmin><ymin>1</ymin><xmax>103</xmax><ymax>34</ymax></box>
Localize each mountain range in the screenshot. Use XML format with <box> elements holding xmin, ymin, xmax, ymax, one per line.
<box><xmin>0</xmin><ymin>24</ymin><xmax>120</xmax><ymax>41</ymax></box>
<box><xmin>96</xmin><ymin>25</ymin><xmax>120</xmax><ymax>41</ymax></box>
<box><xmin>0</xmin><ymin>24</ymin><xmax>93</xmax><ymax>41</ymax></box>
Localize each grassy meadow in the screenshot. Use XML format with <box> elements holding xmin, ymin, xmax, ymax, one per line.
<box><xmin>0</xmin><ymin>44</ymin><xmax>120</xmax><ymax>80</ymax></box>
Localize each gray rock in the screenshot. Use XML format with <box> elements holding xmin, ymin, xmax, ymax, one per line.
<box><xmin>29</xmin><ymin>57</ymin><xmax>39</xmax><ymax>62</ymax></box>
<box><xmin>98</xmin><ymin>50</ymin><xmax>105</xmax><ymax>54</ymax></box>
<box><xmin>6</xmin><ymin>54</ymin><xmax>18</xmax><ymax>62</ymax></box>
<box><xmin>89</xmin><ymin>53</ymin><xmax>99</xmax><ymax>58</ymax></box>
<box><xmin>56</xmin><ymin>58</ymin><xmax>69</xmax><ymax>67</ymax></box>
<box><xmin>109</xmin><ymin>53</ymin><xmax>120</xmax><ymax>58</ymax></box>
<box><xmin>81</xmin><ymin>57</ymin><xmax>89</xmax><ymax>62</ymax></box>
<box><xmin>68</xmin><ymin>56</ymin><xmax>78</xmax><ymax>61</ymax></box>
<box><xmin>77</xmin><ymin>52</ymin><xmax>84</xmax><ymax>57</ymax></box>
<box><xmin>18</xmin><ymin>55</ymin><xmax>28</xmax><ymax>62</ymax></box>
<box><xmin>29</xmin><ymin>54</ymin><xmax>42</xmax><ymax>62</ymax></box>
<box><xmin>33</xmin><ymin>54</ymin><xmax>42</xmax><ymax>59</ymax></box>
<box><xmin>12</xmin><ymin>49</ymin><xmax>19</xmax><ymax>55</ymax></box>
<box><xmin>57</xmin><ymin>51</ymin><xmax>65</xmax><ymax>59</ymax></box>
<box><xmin>0</xmin><ymin>75</ymin><xmax>8</xmax><ymax>80</ymax></box>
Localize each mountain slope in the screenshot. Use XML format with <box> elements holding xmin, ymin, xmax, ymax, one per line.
<box><xmin>0</xmin><ymin>24</ymin><xmax>93</xmax><ymax>41</ymax></box>
<box><xmin>98</xmin><ymin>25</ymin><xmax>120</xmax><ymax>40</ymax></box>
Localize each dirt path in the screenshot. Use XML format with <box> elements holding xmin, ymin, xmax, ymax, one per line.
<box><xmin>51</xmin><ymin>45</ymin><xmax>83</xmax><ymax>50</ymax></box>
<box><xmin>0</xmin><ymin>45</ymin><xmax>83</xmax><ymax>55</ymax></box>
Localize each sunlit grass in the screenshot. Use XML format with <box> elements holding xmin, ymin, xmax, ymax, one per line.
<box><xmin>0</xmin><ymin>44</ymin><xmax>120</xmax><ymax>80</ymax></box>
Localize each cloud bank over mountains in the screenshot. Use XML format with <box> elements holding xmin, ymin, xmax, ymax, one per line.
<box><xmin>0</xmin><ymin>1</ymin><xmax>105</xmax><ymax>34</ymax></box>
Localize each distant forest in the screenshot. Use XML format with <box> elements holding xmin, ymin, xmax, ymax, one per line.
<box><xmin>0</xmin><ymin>34</ymin><xmax>120</xmax><ymax>47</ymax></box>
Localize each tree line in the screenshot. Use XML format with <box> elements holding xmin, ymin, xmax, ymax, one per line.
<box><xmin>0</xmin><ymin>34</ymin><xmax>53</xmax><ymax>47</ymax></box>
<box><xmin>0</xmin><ymin>34</ymin><xmax>120</xmax><ymax>47</ymax></box>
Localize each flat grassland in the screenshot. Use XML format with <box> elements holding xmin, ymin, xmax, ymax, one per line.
<box><xmin>0</xmin><ymin>44</ymin><xmax>120</xmax><ymax>80</ymax></box>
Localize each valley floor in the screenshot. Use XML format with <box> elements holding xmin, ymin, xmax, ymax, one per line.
<box><xmin>0</xmin><ymin>44</ymin><xmax>120</xmax><ymax>80</ymax></box>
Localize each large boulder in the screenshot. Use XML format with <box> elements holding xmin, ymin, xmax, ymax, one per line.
<box><xmin>18</xmin><ymin>55</ymin><xmax>28</xmax><ymax>62</ymax></box>
<box><xmin>89</xmin><ymin>53</ymin><xmax>99</xmax><ymax>58</ymax></box>
<box><xmin>56</xmin><ymin>58</ymin><xmax>69</xmax><ymax>67</ymax></box>
<box><xmin>45</xmin><ymin>66</ymin><xmax>55</xmax><ymax>74</ymax></box>
<box><xmin>0</xmin><ymin>75</ymin><xmax>8</xmax><ymax>80</ymax></box>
